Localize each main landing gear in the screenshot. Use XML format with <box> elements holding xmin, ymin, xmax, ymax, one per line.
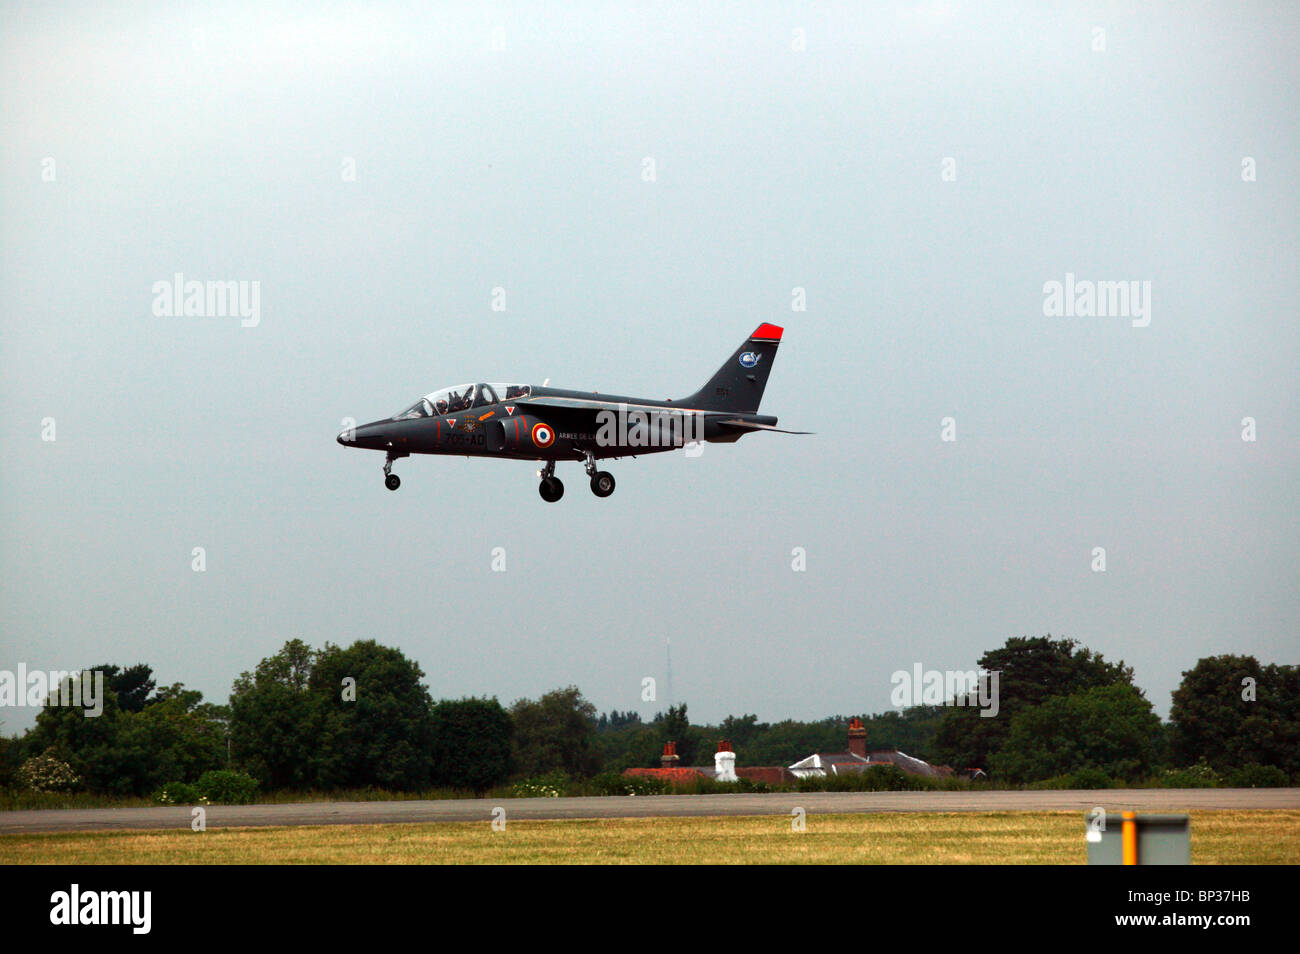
<box><xmin>537</xmin><ymin>460</ymin><xmax>564</xmax><ymax>502</ymax></box>
<box><xmin>535</xmin><ymin>456</ymin><xmax>616</xmax><ymax>502</ymax></box>
<box><xmin>584</xmin><ymin>453</ymin><xmax>616</xmax><ymax>498</ymax></box>
<box><xmin>383</xmin><ymin>451</ymin><xmax>406</xmax><ymax>491</ymax></box>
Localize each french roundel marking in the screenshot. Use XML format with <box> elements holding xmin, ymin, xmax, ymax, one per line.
<box><xmin>531</xmin><ymin>422</ymin><xmax>555</xmax><ymax>448</ymax></box>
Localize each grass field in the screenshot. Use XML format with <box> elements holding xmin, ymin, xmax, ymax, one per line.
<box><xmin>3</xmin><ymin>810</ymin><xmax>1297</xmax><ymax>864</ymax></box>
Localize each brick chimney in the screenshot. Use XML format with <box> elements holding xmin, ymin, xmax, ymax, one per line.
<box><xmin>714</xmin><ymin>739</ymin><xmax>737</xmax><ymax>782</ymax></box>
<box><xmin>848</xmin><ymin>717</ymin><xmax>867</xmax><ymax>759</ymax></box>
<box><xmin>660</xmin><ymin>741</ymin><xmax>680</xmax><ymax>769</ymax></box>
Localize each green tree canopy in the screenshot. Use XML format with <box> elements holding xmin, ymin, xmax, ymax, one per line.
<box><xmin>310</xmin><ymin>640</ymin><xmax>436</xmax><ymax>790</ymax></box>
<box><xmin>510</xmin><ymin>686</ymin><xmax>600</xmax><ymax>779</ymax></box>
<box><xmin>429</xmin><ymin>697</ymin><xmax>513</xmax><ymax>791</ymax></box>
<box><xmin>733</xmin><ymin>718</ymin><xmax>845</xmax><ymax>766</ymax></box>
<box><xmin>229</xmin><ymin>638</ymin><xmax>437</xmax><ymax>791</ymax></box>
<box><xmin>89</xmin><ymin>663</ymin><xmax>157</xmax><ymax>713</ymax></box>
<box><xmin>25</xmin><ymin>671</ymin><xmax>224</xmax><ymax>795</ymax></box>
<box><xmin>228</xmin><ymin>639</ymin><xmax>324</xmax><ymax>789</ymax></box>
<box><xmin>1169</xmin><ymin>655</ymin><xmax>1299</xmax><ymax>776</ymax></box>
<box><xmin>990</xmin><ymin>683</ymin><xmax>1162</xmax><ymax>783</ymax></box>
<box><xmin>860</xmin><ymin>707</ymin><xmax>947</xmax><ymax>762</ymax></box>
<box><xmin>596</xmin><ymin>710</ymin><xmax>643</xmax><ymax>732</ymax></box>
<box><xmin>661</xmin><ymin>703</ymin><xmax>697</xmax><ymax>766</ymax></box>
<box><xmin>597</xmin><ymin>723</ymin><xmax>667</xmax><ymax>773</ymax></box>
<box><xmin>933</xmin><ymin>635</ymin><xmax>1134</xmax><ymax>770</ymax></box>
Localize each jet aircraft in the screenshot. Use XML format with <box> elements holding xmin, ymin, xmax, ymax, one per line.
<box><xmin>337</xmin><ymin>324</ymin><xmax>806</xmax><ymax>501</ymax></box>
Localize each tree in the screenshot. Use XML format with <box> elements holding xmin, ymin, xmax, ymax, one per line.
<box><xmin>661</xmin><ymin>703</ymin><xmax>697</xmax><ymax>766</ymax></box>
<box><xmin>429</xmin><ymin>698</ymin><xmax>513</xmax><ymax>791</ymax></box>
<box><xmin>597</xmin><ymin>723</ymin><xmax>666</xmax><ymax>773</ymax></box>
<box><xmin>719</xmin><ymin>714</ymin><xmax>763</xmax><ymax>751</ymax></box>
<box><xmin>133</xmin><ymin>687</ymin><xmax>227</xmax><ymax>786</ymax></box>
<box><xmin>990</xmin><ymin>683</ymin><xmax>1162</xmax><ymax>783</ymax></box>
<box><xmin>933</xmin><ymin>635</ymin><xmax>1135</xmax><ymax>770</ymax></box>
<box><xmin>24</xmin><ymin>672</ymin><xmax>224</xmax><ymax>795</ymax></box>
<box><xmin>228</xmin><ymin>640</ymin><xmax>324</xmax><ymax>789</ymax></box>
<box><xmin>1169</xmin><ymin>656</ymin><xmax>1299</xmax><ymax>776</ymax></box>
<box><xmin>861</xmin><ymin>707</ymin><xmax>947</xmax><ymax>762</ymax></box>
<box><xmin>509</xmin><ymin>686</ymin><xmax>600</xmax><ymax>778</ymax></box>
<box><xmin>90</xmin><ymin>664</ymin><xmax>157</xmax><ymax>713</ymax></box>
<box><xmin>229</xmin><ymin>639</ymin><xmax>438</xmax><ymax>791</ymax></box>
<box><xmin>596</xmin><ymin>710</ymin><xmax>643</xmax><ymax>732</ymax></box>
<box><xmin>0</xmin><ymin>730</ymin><xmax>20</xmax><ymax>789</ymax></box>
<box><xmin>309</xmin><ymin>640</ymin><xmax>437</xmax><ymax>790</ymax></box>
<box><xmin>23</xmin><ymin>675</ymin><xmax>130</xmax><ymax>792</ymax></box>
<box><xmin>735</xmin><ymin>718</ymin><xmax>845</xmax><ymax>767</ymax></box>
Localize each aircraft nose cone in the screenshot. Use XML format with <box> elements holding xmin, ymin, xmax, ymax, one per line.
<box><xmin>338</xmin><ymin>420</ymin><xmax>395</xmax><ymax>450</ymax></box>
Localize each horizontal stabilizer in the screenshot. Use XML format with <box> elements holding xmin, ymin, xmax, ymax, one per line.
<box><xmin>717</xmin><ymin>419</ymin><xmax>812</xmax><ymax>434</ymax></box>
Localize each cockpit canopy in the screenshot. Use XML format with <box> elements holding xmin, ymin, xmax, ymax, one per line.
<box><xmin>392</xmin><ymin>382</ymin><xmax>532</xmax><ymax>420</ymax></box>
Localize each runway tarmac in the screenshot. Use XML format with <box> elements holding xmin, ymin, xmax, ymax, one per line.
<box><xmin>3</xmin><ymin>788</ymin><xmax>1297</xmax><ymax>834</ymax></box>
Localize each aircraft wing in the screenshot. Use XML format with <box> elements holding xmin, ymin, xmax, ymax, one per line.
<box><xmin>513</xmin><ymin>396</ymin><xmax>714</xmax><ymax>415</ymax></box>
<box><xmin>510</xmin><ymin>397</ymin><xmax>812</xmax><ymax>434</ymax></box>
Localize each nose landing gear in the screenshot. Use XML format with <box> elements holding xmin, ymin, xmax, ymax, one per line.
<box><xmin>383</xmin><ymin>451</ymin><xmax>406</xmax><ymax>491</ymax></box>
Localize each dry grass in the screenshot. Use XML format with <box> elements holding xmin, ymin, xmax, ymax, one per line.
<box><xmin>2</xmin><ymin>810</ymin><xmax>1296</xmax><ymax>865</ymax></box>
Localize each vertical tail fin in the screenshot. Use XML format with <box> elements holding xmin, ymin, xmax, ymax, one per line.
<box><xmin>678</xmin><ymin>324</ymin><xmax>783</xmax><ymax>413</ymax></box>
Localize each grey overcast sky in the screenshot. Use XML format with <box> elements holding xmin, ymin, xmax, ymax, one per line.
<box><xmin>2</xmin><ymin>2</ymin><xmax>1296</xmax><ymax>735</ymax></box>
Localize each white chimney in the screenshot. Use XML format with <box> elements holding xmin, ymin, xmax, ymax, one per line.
<box><xmin>714</xmin><ymin>740</ymin><xmax>738</xmax><ymax>782</ymax></box>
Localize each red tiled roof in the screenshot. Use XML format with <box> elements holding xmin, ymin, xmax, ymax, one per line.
<box><xmin>623</xmin><ymin>767</ymin><xmax>707</xmax><ymax>782</ymax></box>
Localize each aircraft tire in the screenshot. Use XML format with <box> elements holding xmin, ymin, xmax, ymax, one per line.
<box><xmin>539</xmin><ymin>476</ymin><xmax>564</xmax><ymax>502</ymax></box>
<box><xmin>385</xmin><ymin>474</ymin><xmax>401</xmax><ymax>491</ymax></box>
<box><xmin>590</xmin><ymin>472</ymin><xmax>615</xmax><ymax>497</ymax></box>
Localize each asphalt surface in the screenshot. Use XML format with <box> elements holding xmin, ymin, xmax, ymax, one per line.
<box><xmin>2</xmin><ymin>788</ymin><xmax>1297</xmax><ymax>834</ymax></box>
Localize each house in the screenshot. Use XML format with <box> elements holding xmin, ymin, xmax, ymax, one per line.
<box><xmin>623</xmin><ymin>740</ymin><xmax>795</xmax><ymax>785</ymax></box>
<box><xmin>621</xmin><ymin>720</ymin><xmax>953</xmax><ymax>787</ymax></box>
<box><xmin>787</xmin><ymin>717</ymin><xmax>954</xmax><ymax>779</ymax></box>
<box><xmin>623</xmin><ymin>741</ymin><xmax>710</xmax><ymax>784</ymax></box>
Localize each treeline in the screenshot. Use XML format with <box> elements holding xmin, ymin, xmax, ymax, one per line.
<box><xmin>1</xmin><ymin>635</ymin><xmax>1295</xmax><ymax>800</ymax></box>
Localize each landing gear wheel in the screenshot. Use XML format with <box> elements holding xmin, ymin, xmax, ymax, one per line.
<box><xmin>382</xmin><ymin>451</ymin><xmax>405</xmax><ymax>491</ymax></box>
<box><xmin>539</xmin><ymin>476</ymin><xmax>564</xmax><ymax>502</ymax></box>
<box><xmin>590</xmin><ymin>471</ymin><xmax>615</xmax><ymax>497</ymax></box>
